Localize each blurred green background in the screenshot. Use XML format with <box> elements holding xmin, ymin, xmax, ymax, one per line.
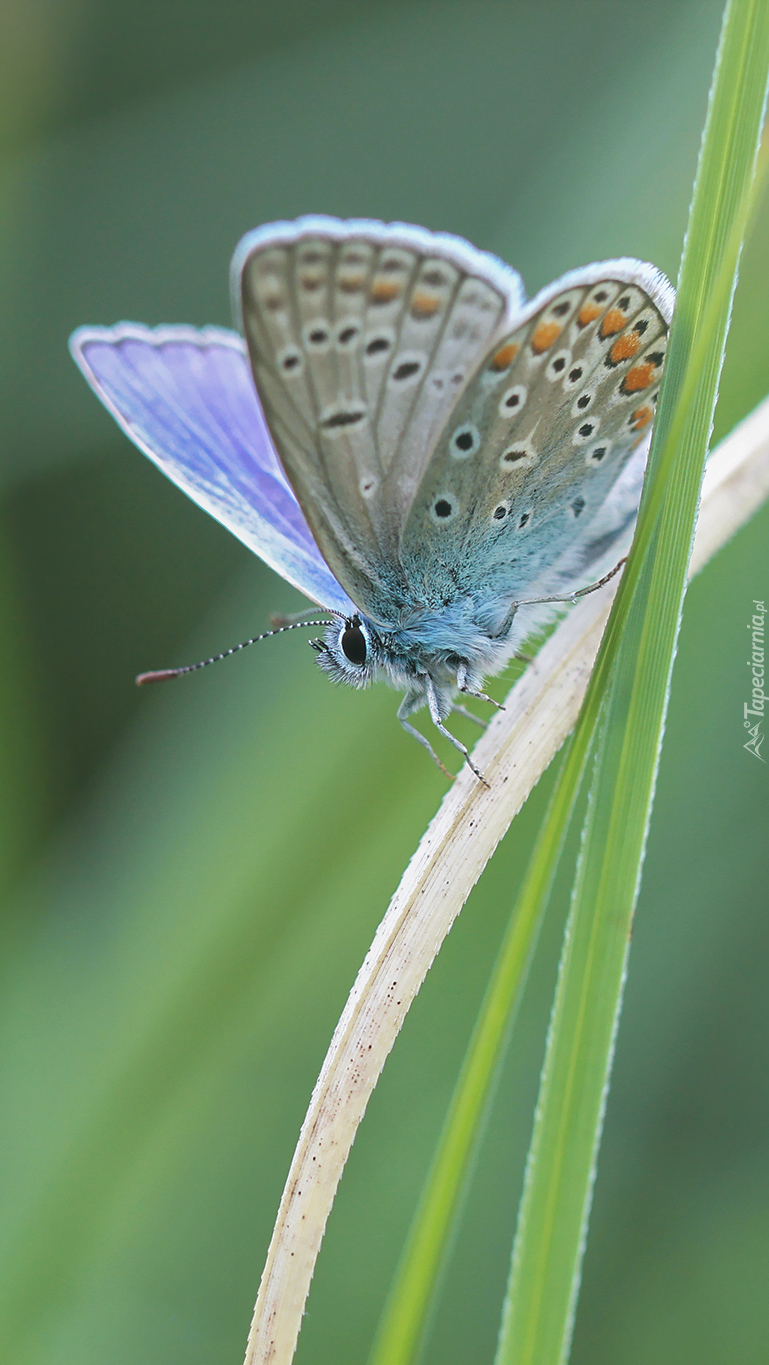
<box><xmin>1</xmin><ymin>2</ymin><xmax>768</xmax><ymax>1362</ymax></box>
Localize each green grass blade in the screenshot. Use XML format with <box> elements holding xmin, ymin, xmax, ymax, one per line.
<box><xmin>367</xmin><ymin>743</ymin><xmax>590</xmax><ymax>1365</ymax></box>
<box><xmin>496</xmin><ymin>5</ymin><xmax>769</xmax><ymax>1364</ymax></box>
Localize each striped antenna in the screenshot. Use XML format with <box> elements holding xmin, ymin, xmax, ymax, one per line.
<box><xmin>136</xmin><ymin>618</ymin><xmax>334</xmax><ymax>686</ymax></box>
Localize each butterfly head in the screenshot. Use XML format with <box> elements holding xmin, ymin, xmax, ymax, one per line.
<box><xmin>311</xmin><ymin>614</ymin><xmax>378</xmax><ymax>690</ymax></box>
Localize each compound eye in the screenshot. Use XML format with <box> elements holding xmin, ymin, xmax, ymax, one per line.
<box><xmin>340</xmin><ymin>621</ymin><xmax>367</xmax><ymax>666</ymax></box>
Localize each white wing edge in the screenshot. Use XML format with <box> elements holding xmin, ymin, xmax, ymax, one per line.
<box><xmin>68</xmin><ymin>322</ymin><xmax>355</xmax><ymax>615</ymax></box>
<box><xmin>229</xmin><ymin>214</ymin><xmax>527</xmax><ymax>331</ymax></box>
<box><xmin>518</xmin><ymin>256</ymin><xmax>676</xmax><ymax>327</ymax></box>
<box><xmin>71</xmin><ymin>319</ymin><xmax>247</xmax><ymax>357</ymax></box>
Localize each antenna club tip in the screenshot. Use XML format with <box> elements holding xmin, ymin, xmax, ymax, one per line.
<box><xmin>136</xmin><ymin>669</ymin><xmax>181</xmax><ymax>686</ymax></box>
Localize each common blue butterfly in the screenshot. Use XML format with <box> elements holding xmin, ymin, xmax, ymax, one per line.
<box><xmin>70</xmin><ymin>217</ymin><xmax>673</xmax><ymax>780</ymax></box>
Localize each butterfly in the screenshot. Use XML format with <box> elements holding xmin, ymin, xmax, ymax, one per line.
<box><xmin>70</xmin><ymin>216</ymin><xmax>674</xmax><ymax>781</ymax></box>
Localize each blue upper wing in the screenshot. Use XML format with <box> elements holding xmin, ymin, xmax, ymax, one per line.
<box><xmin>69</xmin><ymin>323</ymin><xmax>355</xmax><ymax>616</ymax></box>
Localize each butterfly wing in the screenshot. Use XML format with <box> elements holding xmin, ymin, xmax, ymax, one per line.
<box><xmin>69</xmin><ymin>323</ymin><xmax>355</xmax><ymax>615</ymax></box>
<box><xmin>234</xmin><ymin>216</ymin><xmax>524</xmax><ymax>624</ymax></box>
<box><xmin>398</xmin><ymin>261</ymin><xmax>674</xmax><ymax>632</ymax></box>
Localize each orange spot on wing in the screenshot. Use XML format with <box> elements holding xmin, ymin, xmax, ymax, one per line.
<box><xmin>370</xmin><ymin>279</ymin><xmax>401</xmax><ymax>304</ymax></box>
<box><xmin>339</xmin><ymin>274</ymin><xmax>365</xmax><ymax>293</ymax></box>
<box><xmin>630</xmin><ymin>403</ymin><xmax>654</xmax><ymax>430</ymax></box>
<box><xmin>410</xmin><ymin>290</ymin><xmax>442</xmax><ymax>318</ymax></box>
<box><xmin>577</xmin><ymin>302</ymin><xmax>602</xmax><ymax>328</ymax></box>
<box><xmin>623</xmin><ymin>363</ymin><xmax>656</xmax><ymax>392</ymax></box>
<box><xmin>489</xmin><ymin>341</ymin><xmax>519</xmax><ymax>371</ymax></box>
<box><xmin>608</xmin><ymin>332</ymin><xmax>641</xmax><ymax>364</ymax></box>
<box><xmin>530</xmin><ymin>321</ymin><xmax>562</xmax><ymax>354</ymax></box>
<box><xmin>599</xmin><ymin>307</ymin><xmax>627</xmax><ymax>337</ymax></box>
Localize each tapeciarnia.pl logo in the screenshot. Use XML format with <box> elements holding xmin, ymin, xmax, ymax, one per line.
<box><xmin>744</xmin><ymin>599</ymin><xmax>766</xmax><ymax>762</ymax></box>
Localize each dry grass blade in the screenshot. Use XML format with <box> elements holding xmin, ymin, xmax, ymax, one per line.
<box><xmin>242</xmin><ymin>394</ymin><xmax>769</xmax><ymax>1365</ymax></box>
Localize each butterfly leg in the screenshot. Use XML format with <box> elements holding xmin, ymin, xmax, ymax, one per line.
<box><xmin>516</xmin><ymin>557</ymin><xmax>628</xmax><ymax>610</ymax></box>
<box><xmin>451</xmin><ymin>702</ymin><xmax>487</xmax><ymax>728</ymax></box>
<box><xmin>425</xmin><ymin>677</ymin><xmax>489</xmax><ymax>787</ymax></box>
<box><xmin>398</xmin><ymin>693</ymin><xmax>455</xmax><ymax>779</ymax></box>
<box><xmin>455</xmin><ymin>662</ymin><xmax>504</xmax><ymax>712</ymax></box>
<box><xmin>488</xmin><ymin>600</ymin><xmax>519</xmax><ymax>641</ymax></box>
